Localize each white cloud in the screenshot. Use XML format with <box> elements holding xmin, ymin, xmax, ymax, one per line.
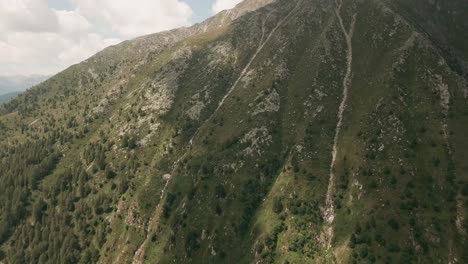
<box><xmin>0</xmin><ymin>0</ymin><xmax>58</xmax><ymax>32</ymax></box>
<box><xmin>212</xmin><ymin>0</ymin><xmax>243</xmax><ymax>14</ymax></box>
<box><xmin>0</xmin><ymin>31</ymin><xmax>119</xmax><ymax>76</ymax></box>
<box><xmin>72</xmin><ymin>0</ymin><xmax>193</xmax><ymax>39</ymax></box>
<box><xmin>0</xmin><ymin>0</ymin><xmax>193</xmax><ymax>76</ymax></box>
<box><xmin>55</xmin><ymin>10</ymin><xmax>92</xmax><ymax>36</ymax></box>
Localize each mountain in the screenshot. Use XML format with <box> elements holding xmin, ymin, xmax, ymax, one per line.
<box><xmin>0</xmin><ymin>0</ymin><xmax>467</xmax><ymax>263</ymax></box>
<box><xmin>0</xmin><ymin>75</ymin><xmax>49</xmax><ymax>96</ymax></box>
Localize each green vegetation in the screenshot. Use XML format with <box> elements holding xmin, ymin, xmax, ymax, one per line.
<box><xmin>0</xmin><ymin>0</ymin><xmax>467</xmax><ymax>263</ymax></box>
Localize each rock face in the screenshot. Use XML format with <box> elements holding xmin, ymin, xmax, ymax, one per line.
<box><xmin>0</xmin><ymin>0</ymin><xmax>467</xmax><ymax>264</ymax></box>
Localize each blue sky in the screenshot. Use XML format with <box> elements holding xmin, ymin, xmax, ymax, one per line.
<box><xmin>47</xmin><ymin>0</ymin><xmax>73</xmax><ymax>11</ymax></box>
<box><xmin>185</xmin><ymin>0</ymin><xmax>214</xmax><ymax>23</ymax></box>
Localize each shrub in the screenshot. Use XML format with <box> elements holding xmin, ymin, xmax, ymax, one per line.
<box><xmin>360</xmin><ymin>246</ymin><xmax>369</xmax><ymax>258</ymax></box>
<box><xmin>387</xmin><ymin>243</ymin><xmax>400</xmax><ymax>253</ymax></box>
<box><xmin>215</xmin><ymin>185</ymin><xmax>227</xmax><ymax>199</ymax></box>
<box><xmin>375</xmin><ymin>234</ymin><xmax>386</xmax><ymax>246</ymax></box>
<box><xmin>105</xmin><ymin>165</ymin><xmax>116</xmax><ymax>179</ymax></box>
<box><xmin>273</xmin><ymin>198</ymin><xmax>283</xmax><ymax>214</ymax></box>
<box><xmin>162</xmin><ymin>193</ymin><xmax>177</xmax><ymax>219</ymax></box>
<box><xmin>461</xmin><ymin>183</ymin><xmax>468</xmax><ymax>196</ymax></box>
<box><xmin>215</xmin><ymin>204</ymin><xmax>222</xmax><ymax>215</ymax></box>
<box><xmin>387</xmin><ymin>218</ymin><xmax>400</xmax><ymax>231</ymax></box>
<box><xmin>349</xmin><ymin>234</ymin><xmax>356</xmax><ymax>248</ymax></box>
<box><xmin>390</xmin><ymin>176</ymin><xmax>397</xmax><ymax>185</ymax></box>
<box><xmin>122</xmin><ymin>134</ymin><xmax>137</xmax><ymax>149</ymax></box>
<box><xmin>185</xmin><ymin>231</ymin><xmax>200</xmax><ymax>256</ymax></box>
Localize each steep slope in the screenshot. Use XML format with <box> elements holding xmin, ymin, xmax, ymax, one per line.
<box><xmin>0</xmin><ymin>0</ymin><xmax>467</xmax><ymax>263</ymax></box>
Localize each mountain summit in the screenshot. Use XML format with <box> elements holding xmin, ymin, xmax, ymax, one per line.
<box><xmin>0</xmin><ymin>0</ymin><xmax>467</xmax><ymax>263</ymax></box>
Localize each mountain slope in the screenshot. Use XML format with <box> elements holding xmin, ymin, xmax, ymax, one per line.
<box><xmin>0</xmin><ymin>0</ymin><xmax>467</xmax><ymax>263</ymax></box>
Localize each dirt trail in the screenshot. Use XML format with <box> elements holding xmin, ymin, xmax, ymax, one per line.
<box><xmin>215</xmin><ymin>0</ymin><xmax>303</xmax><ymax>113</ymax></box>
<box><xmin>323</xmin><ymin>0</ymin><xmax>356</xmax><ymax>249</ymax></box>
<box><xmin>131</xmin><ymin>176</ymin><xmax>172</xmax><ymax>264</ymax></box>
<box><xmin>189</xmin><ymin>0</ymin><xmax>303</xmax><ymax>144</ymax></box>
<box><xmin>131</xmin><ymin>2</ymin><xmax>304</xmax><ymax>262</ymax></box>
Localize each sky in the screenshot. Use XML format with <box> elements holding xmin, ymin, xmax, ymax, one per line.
<box><xmin>0</xmin><ymin>0</ymin><xmax>243</xmax><ymax>77</ymax></box>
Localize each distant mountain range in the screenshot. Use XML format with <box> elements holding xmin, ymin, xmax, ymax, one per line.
<box><xmin>0</xmin><ymin>91</ymin><xmax>22</xmax><ymax>105</ymax></box>
<box><xmin>0</xmin><ymin>75</ymin><xmax>49</xmax><ymax>96</ymax></box>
